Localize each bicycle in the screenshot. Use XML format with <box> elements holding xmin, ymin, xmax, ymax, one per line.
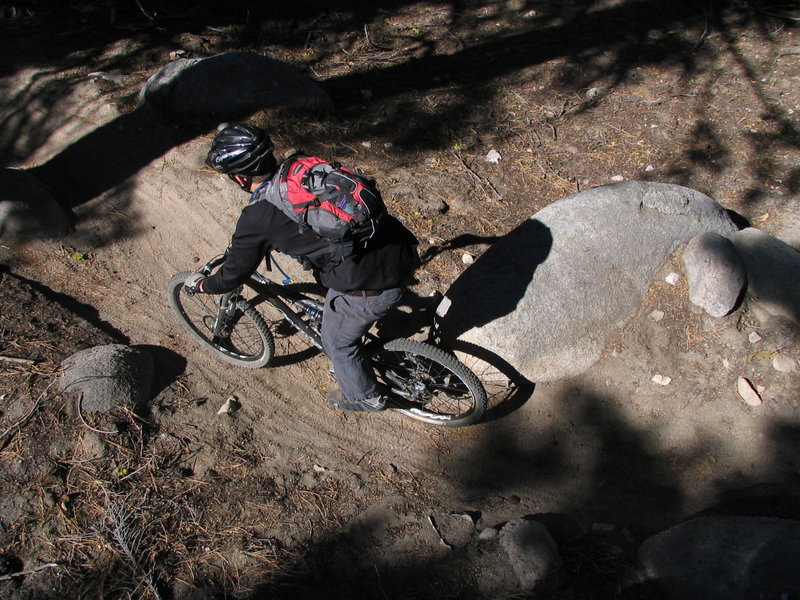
<box><xmin>167</xmin><ymin>253</ymin><xmax>487</xmax><ymax>427</ymax></box>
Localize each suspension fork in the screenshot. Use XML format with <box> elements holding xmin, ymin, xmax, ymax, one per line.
<box><xmin>210</xmin><ymin>289</ymin><xmax>242</xmax><ymax>338</ymax></box>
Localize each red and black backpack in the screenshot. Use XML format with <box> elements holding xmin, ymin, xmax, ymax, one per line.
<box><xmin>250</xmin><ymin>155</ymin><xmax>386</xmax><ymax>261</ymax></box>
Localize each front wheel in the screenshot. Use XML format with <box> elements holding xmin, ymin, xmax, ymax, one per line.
<box><xmin>369</xmin><ymin>338</ymin><xmax>487</xmax><ymax>427</ymax></box>
<box><xmin>167</xmin><ymin>272</ymin><xmax>274</xmax><ymax>368</ymax></box>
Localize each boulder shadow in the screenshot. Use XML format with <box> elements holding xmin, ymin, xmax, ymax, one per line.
<box><xmin>134</xmin><ymin>344</ymin><xmax>187</xmax><ymax>397</ymax></box>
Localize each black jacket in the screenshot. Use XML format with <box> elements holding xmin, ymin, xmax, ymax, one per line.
<box><xmin>203</xmin><ymin>199</ymin><xmax>419</xmax><ymax>294</ymax></box>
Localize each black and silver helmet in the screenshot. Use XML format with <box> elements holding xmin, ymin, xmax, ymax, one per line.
<box><xmin>205</xmin><ymin>123</ymin><xmax>276</xmax><ymax>176</ymax></box>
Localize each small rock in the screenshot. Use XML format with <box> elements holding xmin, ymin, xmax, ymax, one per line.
<box><xmin>682</xmin><ymin>232</ymin><xmax>748</xmax><ymax>317</ymax></box>
<box><xmin>462</xmin><ymin>253</ymin><xmax>475</xmax><ymax>265</ymax></box>
<box><xmin>313</xmin><ymin>464</ymin><xmax>327</xmax><ymax>473</ymax></box>
<box><xmin>611</xmin><ymin>175</ymin><xmax>625</xmax><ymax>182</ymax></box>
<box><xmin>360</xmin><ymin>141</ymin><xmax>372</xmax><ymax>148</ymax></box>
<box><xmin>585</xmin><ymin>87</ymin><xmax>605</xmax><ymax>100</ymax></box>
<box><xmin>737</xmin><ymin>377</ymin><xmax>762</xmax><ymax>406</ymax></box>
<box><xmin>87</xmin><ymin>71</ymin><xmax>125</xmax><ymax>85</ymax></box>
<box><xmin>652</xmin><ymin>374</ymin><xmax>672</xmax><ymax>386</ymax></box>
<box><xmin>479</xmin><ymin>527</ymin><xmax>499</xmax><ymax>542</ymax></box>
<box><xmin>645</xmin><ymin>165</ymin><xmax>655</xmax><ymax>172</ymax></box>
<box><xmin>772</xmin><ymin>355</ymin><xmax>797</xmax><ymax>373</ymax></box>
<box><xmin>217</xmin><ymin>396</ymin><xmax>241</xmax><ymax>414</ymax></box>
<box><xmin>722</xmin><ymin>358</ymin><xmax>731</xmax><ymax>369</ymax></box>
<box><xmin>424</xmin><ymin>157</ymin><xmax>437</xmax><ymax>165</ymax></box>
<box><xmin>748</xmin><ymin>331</ymin><xmax>762</xmax><ymax>343</ymax></box>
<box><xmin>665</xmin><ymin>272</ymin><xmax>681</xmax><ymax>285</ymax></box>
<box><xmin>499</xmin><ymin>520</ymin><xmax>562</xmax><ymax>591</ymax></box>
<box><xmin>649</xmin><ymin>309</ymin><xmax>665</xmax><ymax>322</ymax></box>
<box><xmin>485</xmin><ymin>149</ymin><xmax>502</xmax><ymax>163</ymax></box>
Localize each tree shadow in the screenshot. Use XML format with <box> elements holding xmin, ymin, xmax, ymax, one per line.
<box><xmin>27</xmin><ymin>106</ymin><xmax>218</xmax><ymax>211</ymax></box>
<box><xmin>419</xmin><ymin>233</ymin><xmax>501</xmax><ymax>266</ymax></box>
<box><xmin>441</xmin><ymin>384</ymin><xmax>688</xmax><ymax>531</ymax></box>
<box><xmin>1</xmin><ymin>0</ymin><xmax>793</xmax><ymax>246</ymax></box>
<box><xmin>0</xmin><ymin>266</ymin><xmax>129</xmax><ymax>343</ymax></box>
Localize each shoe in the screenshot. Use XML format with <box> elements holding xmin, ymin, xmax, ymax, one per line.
<box><xmin>327</xmin><ymin>390</ymin><xmax>386</xmax><ymax>412</ymax></box>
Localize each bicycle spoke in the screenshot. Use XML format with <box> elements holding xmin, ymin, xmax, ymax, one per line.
<box><xmin>375</xmin><ymin>350</ymin><xmax>474</xmax><ymax>417</ymax></box>
<box><xmin>170</xmin><ymin>278</ymin><xmax>273</xmax><ymax>366</ymax></box>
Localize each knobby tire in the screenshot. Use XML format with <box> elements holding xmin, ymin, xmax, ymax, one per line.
<box><xmin>167</xmin><ymin>272</ymin><xmax>274</xmax><ymax>368</ymax></box>
<box><xmin>369</xmin><ymin>338</ymin><xmax>487</xmax><ymax>427</ymax></box>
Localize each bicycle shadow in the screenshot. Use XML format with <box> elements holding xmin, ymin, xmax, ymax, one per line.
<box><xmin>247</xmin><ymin>281</ymin><xmax>327</xmax><ymax>368</ymax></box>
<box><xmin>376</xmin><ymin>292</ymin><xmax>536</xmax><ymax>422</ymax></box>
<box><xmin>443</xmin><ymin>339</ymin><xmax>536</xmax><ymax>423</ymax></box>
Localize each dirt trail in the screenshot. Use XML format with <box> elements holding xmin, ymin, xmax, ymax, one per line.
<box><xmin>3</xmin><ymin>26</ymin><xmax>800</xmax><ymax>597</ymax></box>
<box><xmin>8</xmin><ymin>80</ymin><xmax>799</xmax><ymax>538</ymax></box>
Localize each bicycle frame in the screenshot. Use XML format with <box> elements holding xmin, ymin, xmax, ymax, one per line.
<box><xmin>172</xmin><ymin>253</ymin><xmax>488</xmax><ymax>426</ymax></box>
<box><xmin>200</xmin><ymin>254</ymin><xmax>326</xmax><ymax>352</ymax></box>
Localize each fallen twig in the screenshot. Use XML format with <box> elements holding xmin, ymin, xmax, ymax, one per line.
<box><xmin>0</xmin><ymin>355</ymin><xmax>36</xmax><ymax>366</ymax></box>
<box><xmin>0</xmin><ymin>562</ymin><xmax>58</xmax><ymax>581</ymax></box>
<box><xmin>452</xmin><ymin>151</ymin><xmax>502</xmax><ymax>200</ymax></box>
<box><xmin>0</xmin><ymin>379</ymin><xmax>56</xmax><ymax>450</ymax></box>
<box><xmin>104</xmin><ymin>492</ymin><xmax>163</xmax><ymax>600</ymax></box>
<box><xmin>76</xmin><ymin>393</ymin><xmax>118</xmax><ymax>435</ymax></box>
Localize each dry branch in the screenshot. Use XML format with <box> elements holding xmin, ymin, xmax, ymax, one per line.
<box><xmin>0</xmin><ymin>379</ymin><xmax>56</xmax><ymax>450</ymax></box>
<box><xmin>0</xmin><ymin>354</ymin><xmax>36</xmax><ymax>365</ymax></box>
<box><xmin>0</xmin><ymin>562</ymin><xmax>58</xmax><ymax>582</ymax></box>
<box><xmin>452</xmin><ymin>151</ymin><xmax>502</xmax><ymax>200</ymax></box>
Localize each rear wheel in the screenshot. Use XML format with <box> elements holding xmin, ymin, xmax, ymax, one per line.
<box><xmin>167</xmin><ymin>272</ymin><xmax>274</xmax><ymax>368</ymax></box>
<box><xmin>369</xmin><ymin>338</ymin><xmax>487</xmax><ymax>427</ymax></box>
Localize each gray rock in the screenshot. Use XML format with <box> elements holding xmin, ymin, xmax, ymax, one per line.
<box><xmin>58</xmin><ymin>344</ymin><xmax>154</xmax><ymax>413</ymax></box>
<box><xmin>0</xmin><ymin>168</ymin><xmax>71</xmax><ymax>240</ymax></box>
<box><xmin>773</xmin><ymin>354</ymin><xmax>797</xmax><ymax>373</ymax></box>
<box><xmin>474</xmin><ymin>519</ymin><xmax>562</xmax><ymax>598</ymax></box>
<box><xmin>639</xmin><ymin>516</ymin><xmax>800</xmax><ymax>600</ymax></box>
<box><xmin>430</xmin><ymin>512</ymin><xmax>477</xmax><ymax>549</ymax></box>
<box><xmin>436</xmin><ymin>182</ymin><xmax>738</xmax><ymax>381</ymax></box>
<box><xmin>730</xmin><ymin>227</ymin><xmax>800</xmax><ymax>325</ymax></box>
<box><xmin>139</xmin><ymin>51</ymin><xmax>331</xmax><ymax>114</ymax></box>
<box><xmin>499</xmin><ymin>519</ymin><xmax>562</xmax><ymax>590</ymax></box>
<box><xmin>682</xmin><ymin>232</ymin><xmax>747</xmax><ymax>317</ymax></box>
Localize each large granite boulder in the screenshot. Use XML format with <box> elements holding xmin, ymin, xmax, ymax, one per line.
<box><xmin>139</xmin><ymin>51</ymin><xmax>331</xmax><ymax>114</ymax></box>
<box><xmin>639</xmin><ymin>516</ymin><xmax>800</xmax><ymax>599</ymax></box>
<box><xmin>436</xmin><ymin>182</ymin><xmax>739</xmax><ymax>382</ymax></box>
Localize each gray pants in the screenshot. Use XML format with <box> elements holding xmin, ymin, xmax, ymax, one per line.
<box><xmin>321</xmin><ymin>287</ymin><xmax>404</xmax><ymax>402</ymax></box>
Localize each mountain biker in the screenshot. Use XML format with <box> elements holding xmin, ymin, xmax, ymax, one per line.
<box><xmin>184</xmin><ymin>123</ymin><xmax>419</xmax><ymax>413</ymax></box>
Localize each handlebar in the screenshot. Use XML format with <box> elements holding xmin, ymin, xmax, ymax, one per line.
<box><xmin>200</xmin><ymin>253</ymin><xmax>227</xmax><ymax>276</ymax></box>
<box><xmin>199</xmin><ymin>250</ymin><xmax>293</xmax><ymax>286</ymax></box>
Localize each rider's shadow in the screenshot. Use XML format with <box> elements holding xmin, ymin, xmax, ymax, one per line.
<box><xmin>374</xmin><ymin>289</ymin><xmax>443</xmax><ymax>341</ymax></box>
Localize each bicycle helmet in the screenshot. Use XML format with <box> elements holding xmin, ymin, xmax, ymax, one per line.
<box><xmin>205</xmin><ymin>123</ymin><xmax>276</xmax><ymax>176</ymax></box>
